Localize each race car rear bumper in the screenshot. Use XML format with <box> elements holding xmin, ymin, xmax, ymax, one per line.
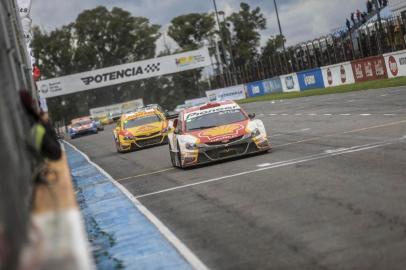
<box><xmin>182</xmin><ymin>136</ymin><xmax>271</xmax><ymax>167</ymax></box>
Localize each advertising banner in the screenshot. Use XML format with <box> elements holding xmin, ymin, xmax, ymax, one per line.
<box><xmin>37</xmin><ymin>47</ymin><xmax>211</xmax><ymax>98</ymax></box>
<box><xmin>246</xmin><ymin>81</ymin><xmax>266</xmax><ymax>97</ymax></box>
<box><xmin>185</xmin><ymin>97</ymin><xmax>208</xmax><ymax>106</ymax></box>
<box><xmin>321</xmin><ymin>62</ymin><xmax>355</xmax><ymax>87</ymax></box>
<box><xmin>205</xmin><ymin>85</ymin><xmax>246</xmax><ymax>102</ymax></box>
<box><xmin>280</xmin><ymin>73</ymin><xmax>300</xmax><ymax>92</ymax></box>
<box><xmin>89</xmin><ymin>98</ymin><xmax>144</xmax><ymax>118</ymax></box>
<box><xmin>263</xmin><ymin>77</ymin><xmax>283</xmax><ymax>93</ymax></box>
<box><xmin>297</xmin><ymin>68</ymin><xmax>325</xmax><ymax>91</ymax></box>
<box><xmin>351</xmin><ymin>55</ymin><xmax>388</xmax><ymax>82</ymax></box>
<box><xmin>384</xmin><ymin>50</ymin><xmax>406</xmax><ymax>78</ymax></box>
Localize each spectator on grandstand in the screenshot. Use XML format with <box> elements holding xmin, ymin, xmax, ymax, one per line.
<box><xmin>346</xmin><ymin>19</ymin><xmax>351</xmax><ymax>31</ymax></box>
<box><xmin>382</xmin><ymin>0</ymin><xmax>388</xmax><ymax>7</ymax></box>
<box><xmin>367</xmin><ymin>0</ymin><xmax>373</xmax><ymax>13</ymax></box>
<box><xmin>356</xmin><ymin>9</ymin><xmax>361</xmax><ymax>22</ymax></box>
<box><xmin>361</xmin><ymin>12</ymin><xmax>368</xmax><ymax>23</ymax></box>
<box><xmin>378</xmin><ymin>0</ymin><xmax>383</xmax><ymax>8</ymax></box>
<box><xmin>351</xmin><ymin>12</ymin><xmax>355</xmax><ymax>25</ymax></box>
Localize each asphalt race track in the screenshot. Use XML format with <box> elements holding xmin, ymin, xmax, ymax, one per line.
<box><xmin>69</xmin><ymin>87</ymin><xmax>406</xmax><ymax>270</ymax></box>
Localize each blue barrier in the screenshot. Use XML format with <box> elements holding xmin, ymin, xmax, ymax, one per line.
<box><xmin>263</xmin><ymin>77</ymin><xmax>283</xmax><ymax>93</ymax></box>
<box><xmin>64</xmin><ymin>142</ymin><xmax>193</xmax><ymax>270</ymax></box>
<box><xmin>246</xmin><ymin>81</ymin><xmax>266</xmax><ymax>97</ymax></box>
<box><xmin>297</xmin><ymin>68</ymin><xmax>325</xmax><ymax>91</ymax></box>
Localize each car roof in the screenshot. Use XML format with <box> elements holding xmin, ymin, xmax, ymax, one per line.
<box><xmin>183</xmin><ymin>100</ymin><xmax>237</xmax><ymax>114</ymax></box>
<box><xmin>121</xmin><ymin>109</ymin><xmax>158</xmax><ymax>120</ymax></box>
<box><xmin>71</xmin><ymin>116</ymin><xmax>91</xmax><ymax>123</ymax></box>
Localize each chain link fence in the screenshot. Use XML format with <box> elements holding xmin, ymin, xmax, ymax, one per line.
<box><xmin>0</xmin><ymin>0</ymin><xmax>37</xmax><ymax>269</ymax></box>
<box><xmin>209</xmin><ymin>13</ymin><xmax>406</xmax><ymax>89</ymax></box>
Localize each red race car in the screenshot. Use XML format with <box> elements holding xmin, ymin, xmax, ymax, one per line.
<box><xmin>168</xmin><ymin>101</ymin><xmax>271</xmax><ymax>168</ymax></box>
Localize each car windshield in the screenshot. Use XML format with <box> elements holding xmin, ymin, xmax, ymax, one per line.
<box><xmin>185</xmin><ymin>109</ymin><xmax>247</xmax><ymax>131</ymax></box>
<box><xmin>124</xmin><ymin>114</ymin><xmax>161</xmax><ymax>129</ymax></box>
<box><xmin>72</xmin><ymin>120</ymin><xmax>92</xmax><ymax>128</ymax></box>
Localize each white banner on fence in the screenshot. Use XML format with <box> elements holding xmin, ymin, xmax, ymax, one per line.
<box><xmin>89</xmin><ymin>99</ymin><xmax>144</xmax><ymax>118</ymax></box>
<box><xmin>205</xmin><ymin>85</ymin><xmax>246</xmax><ymax>102</ymax></box>
<box><xmin>185</xmin><ymin>97</ymin><xmax>208</xmax><ymax>106</ymax></box>
<box><xmin>37</xmin><ymin>47</ymin><xmax>211</xmax><ymax>98</ymax></box>
<box><xmin>280</xmin><ymin>73</ymin><xmax>300</xmax><ymax>92</ymax></box>
<box><xmin>384</xmin><ymin>49</ymin><xmax>406</xmax><ymax>78</ymax></box>
<box><xmin>321</xmin><ymin>62</ymin><xmax>355</xmax><ymax>87</ymax></box>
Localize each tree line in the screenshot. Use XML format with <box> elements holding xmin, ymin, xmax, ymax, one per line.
<box><xmin>31</xmin><ymin>3</ymin><xmax>284</xmax><ymax>121</ymax></box>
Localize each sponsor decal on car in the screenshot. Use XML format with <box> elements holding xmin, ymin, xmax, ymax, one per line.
<box><xmin>198</xmin><ymin>124</ymin><xmax>245</xmax><ymax>142</ymax></box>
<box><xmin>135</xmin><ymin>124</ymin><xmax>159</xmax><ymax>133</ymax></box>
<box><xmin>185</xmin><ymin>104</ymin><xmax>240</xmax><ymax>122</ymax></box>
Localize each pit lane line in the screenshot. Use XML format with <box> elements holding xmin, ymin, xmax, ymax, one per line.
<box><xmin>115</xmin><ymin>119</ymin><xmax>406</xmax><ymax>183</ymax></box>
<box><xmin>134</xmin><ymin>135</ymin><xmax>406</xmax><ymax>199</ymax></box>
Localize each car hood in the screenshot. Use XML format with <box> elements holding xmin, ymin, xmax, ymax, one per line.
<box><xmin>187</xmin><ymin>120</ymin><xmax>249</xmax><ymax>144</ymax></box>
<box><xmin>73</xmin><ymin>124</ymin><xmax>93</xmax><ymax>131</ymax></box>
<box><xmin>127</xmin><ymin>121</ymin><xmax>164</xmax><ymax>136</ymax></box>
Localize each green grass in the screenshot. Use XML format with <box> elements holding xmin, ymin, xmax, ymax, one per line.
<box><xmin>238</xmin><ymin>76</ymin><xmax>406</xmax><ymax>104</ymax></box>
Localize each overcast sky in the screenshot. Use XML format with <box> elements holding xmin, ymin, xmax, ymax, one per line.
<box><xmin>30</xmin><ymin>0</ymin><xmax>365</xmax><ymax>50</ymax></box>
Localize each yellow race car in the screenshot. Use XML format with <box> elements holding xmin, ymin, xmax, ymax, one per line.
<box><xmin>113</xmin><ymin>108</ymin><xmax>170</xmax><ymax>153</ymax></box>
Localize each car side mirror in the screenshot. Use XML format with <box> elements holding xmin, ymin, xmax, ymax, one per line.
<box><xmin>248</xmin><ymin>113</ymin><xmax>256</xmax><ymax>119</ymax></box>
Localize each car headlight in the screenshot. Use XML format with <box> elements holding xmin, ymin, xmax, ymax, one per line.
<box><xmin>251</xmin><ymin>128</ymin><xmax>261</xmax><ymax>138</ymax></box>
<box><xmin>123</xmin><ymin>135</ymin><xmax>133</xmax><ymax>140</ymax></box>
<box><xmin>185</xmin><ymin>142</ymin><xmax>197</xmax><ymax>150</ymax></box>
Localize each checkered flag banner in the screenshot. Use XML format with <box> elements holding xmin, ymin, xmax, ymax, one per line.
<box><xmin>144</xmin><ymin>63</ymin><xmax>160</xmax><ymax>73</ymax></box>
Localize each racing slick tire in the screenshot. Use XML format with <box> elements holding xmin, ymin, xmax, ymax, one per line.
<box><xmin>116</xmin><ymin>141</ymin><xmax>124</xmax><ymax>153</ymax></box>
<box><xmin>176</xmin><ymin>143</ymin><xmax>183</xmax><ymax>169</ymax></box>
<box><xmin>169</xmin><ymin>144</ymin><xmax>177</xmax><ymax>167</ymax></box>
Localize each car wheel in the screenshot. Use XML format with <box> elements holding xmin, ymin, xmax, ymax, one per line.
<box><xmin>177</xmin><ymin>143</ymin><xmax>183</xmax><ymax>168</ymax></box>
<box><xmin>169</xmin><ymin>144</ymin><xmax>176</xmax><ymax>167</ymax></box>
<box><xmin>116</xmin><ymin>141</ymin><xmax>123</xmax><ymax>153</ymax></box>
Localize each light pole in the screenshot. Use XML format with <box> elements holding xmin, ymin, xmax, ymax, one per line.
<box><xmin>218</xmin><ymin>11</ymin><xmax>237</xmax><ymax>85</ymax></box>
<box><xmin>273</xmin><ymin>0</ymin><xmax>286</xmax><ymax>52</ymax></box>
<box><xmin>212</xmin><ymin>0</ymin><xmax>230</xmax><ymax>86</ymax></box>
<box><xmin>373</xmin><ymin>0</ymin><xmax>383</xmax><ymax>54</ymax></box>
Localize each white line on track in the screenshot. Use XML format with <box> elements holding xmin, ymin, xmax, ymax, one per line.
<box><xmin>340</xmin><ymin>113</ymin><xmax>351</xmax><ymax>116</ymax></box>
<box><xmin>308</xmin><ymin>113</ymin><xmax>317</xmax><ymax>116</ymax></box>
<box><xmin>323</xmin><ymin>113</ymin><xmax>332</xmax><ymax>116</ymax></box>
<box><xmin>116</xmin><ymin>167</ymin><xmax>175</xmax><ymax>182</ymax></box>
<box><xmin>384</xmin><ymin>114</ymin><xmax>395</xmax><ymax>116</ymax></box>
<box><xmin>360</xmin><ymin>114</ymin><xmax>371</xmax><ymax>116</ymax></box>
<box><xmin>135</xmin><ymin>136</ymin><xmax>406</xmax><ymax>199</ymax></box>
<box><xmin>257</xmin><ymin>163</ymin><xmax>272</xmax><ymax>167</ymax></box>
<box><xmin>64</xmin><ymin>141</ymin><xmax>209</xmax><ymax>270</ymax></box>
